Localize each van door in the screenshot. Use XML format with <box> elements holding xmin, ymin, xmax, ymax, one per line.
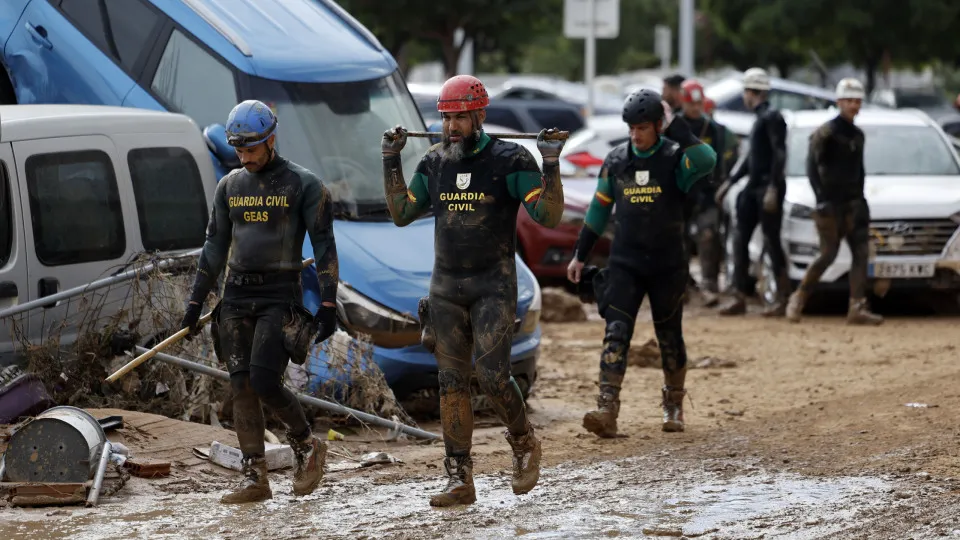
<box><xmin>0</xmin><ymin>143</ymin><xmax>29</xmax><ymax>363</ymax></box>
<box><xmin>12</xmin><ymin>135</ymin><xmax>135</xmax><ymax>349</ymax></box>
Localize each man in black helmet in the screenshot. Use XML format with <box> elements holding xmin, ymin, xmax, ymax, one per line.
<box><xmin>566</xmin><ymin>89</ymin><xmax>717</xmax><ymax>436</ymax></box>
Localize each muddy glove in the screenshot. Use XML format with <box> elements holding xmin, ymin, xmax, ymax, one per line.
<box><xmin>313</xmin><ymin>304</ymin><xmax>338</xmax><ymax>344</ymax></box>
<box><xmin>762</xmin><ymin>185</ymin><xmax>779</xmax><ymax>213</ymax></box>
<box><xmin>180</xmin><ymin>301</ymin><xmax>203</xmax><ymax>341</ymax></box>
<box><xmin>536</xmin><ymin>128</ymin><xmax>565</xmax><ymax>165</ymax></box>
<box><xmin>382</xmin><ymin>125</ymin><xmax>408</xmax><ymax>158</ymax></box>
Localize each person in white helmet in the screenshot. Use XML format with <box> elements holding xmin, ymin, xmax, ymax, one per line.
<box><xmin>785</xmin><ymin>78</ymin><xmax>883</xmax><ymax>325</ymax></box>
<box><xmin>715</xmin><ymin>67</ymin><xmax>790</xmax><ymax>316</ymax></box>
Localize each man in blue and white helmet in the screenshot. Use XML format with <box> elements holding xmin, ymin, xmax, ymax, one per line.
<box><xmin>180</xmin><ymin>100</ymin><xmax>340</xmax><ymax>503</ymax></box>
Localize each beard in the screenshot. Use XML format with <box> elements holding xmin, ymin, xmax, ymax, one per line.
<box><xmin>440</xmin><ymin>129</ymin><xmax>480</xmax><ymax>162</ymax></box>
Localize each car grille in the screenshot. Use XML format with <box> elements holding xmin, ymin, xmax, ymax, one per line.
<box><xmin>869</xmin><ymin>219</ymin><xmax>958</xmax><ymax>256</ymax></box>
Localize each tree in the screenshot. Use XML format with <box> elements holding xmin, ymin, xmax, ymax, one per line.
<box><xmin>703</xmin><ymin>0</ymin><xmax>808</xmax><ymax>77</ymax></box>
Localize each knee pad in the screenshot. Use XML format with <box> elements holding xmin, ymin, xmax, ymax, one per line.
<box><xmin>438</xmin><ymin>368</ymin><xmax>467</xmax><ymax>396</ymax></box>
<box><xmin>603</xmin><ymin>320</ymin><xmax>631</xmax><ymax>349</ymax></box>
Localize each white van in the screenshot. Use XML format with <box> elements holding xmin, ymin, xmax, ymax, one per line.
<box><xmin>0</xmin><ymin>104</ymin><xmax>216</xmax><ymax>362</ymax></box>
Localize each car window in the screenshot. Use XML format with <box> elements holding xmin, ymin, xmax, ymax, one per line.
<box><xmin>59</xmin><ymin>0</ymin><xmax>111</xmax><ymax>53</ymax></box>
<box><xmin>786</xmin><ymin>125</ymin><xmax>960</xmax><ymax>176</ymax></box>
<box><xmin>128</xmin><ymin>147</ymin><xmax>208</xmax><ymax>251</ymax></box>
<box><xmin>25</xmin><ymin>150</ymin><xmax>125</xmax><ymax>266</ymax></box>
<box><xmin>484</xmin><ymin>107</ymin><xmax>525</xmax><ymax>132</ymax></box>
<box><xmin>151</xmin><ymin>29</ymin><xmax>238</xmax><ymax>130</ymax></box>
<box><xmin>102</xmin><ymin>0</ymin><xmax>160</xmax><ymax>71</ymax></box>
<box><xmin>0</xmin><ymin>161</ymin><xmax>11</xmax><ymax>268</ymax></box>
<box><xmin>771</xmin><ymin>91</ymin><xmax>830</xmax><ymax>111</ymax></box>
<box><xmin>528</xmin><ymin>108</ymin><xmax>585</xmax><ymax>133</ymax></box>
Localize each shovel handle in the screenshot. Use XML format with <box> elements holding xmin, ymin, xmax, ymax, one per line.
<box><xmin>403</xmin><ymin>130</ymin><xmax>569</xmax><ymax>141</ymax></box>
<box><xmin>104</xmin><ymin>257</ymin><xmax>316</xmax><ymax>383</ymax></box>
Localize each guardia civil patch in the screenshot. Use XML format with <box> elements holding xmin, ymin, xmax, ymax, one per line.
<box><xmin>456</xmin><ymin>173</ymin><xmax>471</xmax><ymax>190</ymax></box>
<box><xmin>635</xmin><ymin>170</ymin><xmax>650</xmax><ymax>186</ymax></box>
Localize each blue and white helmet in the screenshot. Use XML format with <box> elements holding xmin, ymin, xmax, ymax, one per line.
<box><xmin>225</xmin><ymin>100</ymin><xmax>278</xmax><ymax>148</ymax></box>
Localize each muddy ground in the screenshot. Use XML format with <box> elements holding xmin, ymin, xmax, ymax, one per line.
<box><xmin>2</xmin><ymin>295</ymin><xmax>960</xmax><ymax>539</ymax></box>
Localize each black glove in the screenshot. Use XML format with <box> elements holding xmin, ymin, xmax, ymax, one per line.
<box><xmin>536</xmin><ymin>128</ymin><xmax>565</xmax><ymax>165</ymax></box>
<box><xmin>180</xmin><ymin>301</ymin><xmax>203</xmax><ymax>340</ymax></box>
<box><xmin>313</xmin><ymin>304</ymin><xmax>338</xmax><ymax>344</ymax></box>
<box><xmin>382</xmin><ymin>125</ymin><xmax>407</xmax><ymax>158</ymax></box>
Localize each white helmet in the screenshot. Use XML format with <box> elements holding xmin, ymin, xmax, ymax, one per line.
<box><xmin>743</xmin><ymin>67</ymin><xmax>770</xmax><ymax>91</ymax></box>
<box><xmin>835</xmin><ymin>78</ymin><xmax>865</xmax><ymax>100</ymax></box>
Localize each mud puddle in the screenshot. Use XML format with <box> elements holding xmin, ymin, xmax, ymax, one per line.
<box><xmin>0</xmin><ymin>456</ymin><xmax>897</xmax><ymax>540</ymax></box>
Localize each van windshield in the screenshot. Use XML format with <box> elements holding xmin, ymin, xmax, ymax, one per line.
<box><xmin>244</xmin><ymin>71</ymin><xmax>430</xmax><ymax>218</ymax></box>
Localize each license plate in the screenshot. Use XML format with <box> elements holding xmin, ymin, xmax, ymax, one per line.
<box><xmin>868</xmin><ymin>262</ymin><xmax>936</xmax><ymax>278</ymax></box>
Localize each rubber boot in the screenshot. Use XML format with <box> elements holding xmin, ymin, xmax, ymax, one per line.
<box><xmin>220</xmin><ymin>456</ymin><xmax>272</xmax><ymax>504</ymax></box>
<box><xmin>429</xmin><ymin>455</ymin><xmax>476</xmax><ymax>507</ymax></box>
<box><xmin>290</xmin><ymin>434</ymin><xmax>327</xmax><ymax>496</ymax></box>
<box><xmin>717</xmin><ymin>292</ymin><xmax>747</xmax><ymax>315</ymax></box>
<box><xmin>505</xmin><ymin>426</ymin><xmax>542</xmax><ymax>495</ymax></box>
<box><xmin>847</xmin><ymin>298</ymin><xmax>883</xmax><ymax>326</ymax></box>
<box><xmin>661</xmin><ymin>368</ymin><xmax>687</xmax><ymax>433</ymax></box>
<box><xmin>418</xmin><ymin>296</ymin><xmax>436</xmax><ymax>353</ymax></box>
<box><xmin>786</xmin><ymin>290</ymin><xmax>807</xmax><ymax>323</ymax></box>
<box><xmin>583</xmin><ymin>387</ymin><xmax>621</xmax><ymax>438</ymax></box>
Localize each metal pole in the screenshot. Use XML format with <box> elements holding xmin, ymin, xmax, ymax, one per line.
<box><xmin>679</xmin><ymin>0</ymin><xmax>695</xmax><ymax>76</ymax></box>
<box><xmin>0</xmin><ymin>250</ymin><xmax>201</xmax><ymax>320</ymax></box>
<box><xmin>86</xmin><ymin>441</ymin><xmax>112</xmax><ymax>507</ymax></box>
<box><xmin>584</xmin><ymin>0</ymin><xmax>596</xmax><ymax>119</ymax></box>
<box><xmin>137</xmin><ymin>347</ymin><xmax>441</xmax><ymax>441</ymax></box>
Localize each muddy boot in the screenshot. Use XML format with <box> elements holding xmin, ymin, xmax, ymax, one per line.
<box><xmin>583</xmin><ymin>389</ymin><xmax>621</xmax><ymax>438</ymax></box>
<box><xmin>505</xmin><ymin>427</ymin><xmax>542</xmax><ymax>495</ymax></box>
<box><xmin>290</xmin><ymin>434</ymin><xmax>327</xmax><ymax>496</ymax></box>
<box><xmin>220</xmin><ymin>456</ymin><xmax>272</xmax><ymax>504</ymax></box>
<box><xmin>418</xmin><ymin>296</ymin><xmax>436</xmax><ymax>353</ymax></box>
<box><xmin>661</xmin><ymin>386</ymin><xmax>687</xmax><ymax>432</ymax></box>
<box><xmin>847</xmin><ymin>298</ymin><xmax>883</xmax><ymax>326</ymax></box>
<box><xmin>786</xmin><ymin>290</ymin><xmax>807</xmax><ymax>323</ymax></box>
<box><xmin>761</xmin><ymin>300</ymin><xmax>786</xmax><ymax>318</ymax></box>
<box><xmin>717</xmin><ymin>292</ymin><xmax>747</xmax><ymax>316</ymax></box>
<box><xmin>700</xmin><ymin>279</ymin><xmax>720</xmax><ymax>307</ymax></box>
<box><xmin>429</xmin><ymin>455</ymin><xmax>476</xmax><ymax>507</ymax></box>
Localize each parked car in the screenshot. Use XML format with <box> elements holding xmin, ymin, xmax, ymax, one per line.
<box><xmin>869</xmin><ymin>86</ymin><xmax>954</xmax><ymax>118</ymax></box>
<box><xmin>721</xmin><ymin>108</ymin><xmax>960</xmax><ymax>307</ymax></box>
<box><xmin>0</xmin><ymin>104</ymin><xmax>217</xmax><ymax>364</ymax></box>
<box><xmin>489</xmin><ymin>75</ymin><xmax>624</xmax><ymax>116</ymax></box>
<box><xmin>0</xmin><ymin>0</ymin><xmax>542</xmax><ymax>400</ymax></box>
<box><xmin>706</xmin><ymin>75</ymin><xmax>837</xmax><ymax>137</ymax></box>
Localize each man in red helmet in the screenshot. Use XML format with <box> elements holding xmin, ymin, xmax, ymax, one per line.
<box><xmin>380</xmin><ymin>74</ymin><xmax>565</xmax><ymax>507</ymax></box>
<box><xmin>678</xmin><ymin>79</ymin><xmax>727</xmax><ymax>301</ymax></box>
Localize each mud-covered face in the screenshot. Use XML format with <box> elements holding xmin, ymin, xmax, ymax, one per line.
<box><xmin>235</xmin><ymin>135</ymin><xmax>276</xmax><ymax>172</ymax></box>
<box><xmin>629</xmin><ymin>121</ymin><xmax>662</xmax><ymax>151</ymax></box>
<box><xmin>441</xmin><ymin>110</ymin><xmax>485</xmax><ymax>161</ymax></box>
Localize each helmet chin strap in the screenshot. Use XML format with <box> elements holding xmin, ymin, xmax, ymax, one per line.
<box><xmin>470</xmin><ymin>111</ymin><xmax>482</xmax><ymax>137</ymax></box>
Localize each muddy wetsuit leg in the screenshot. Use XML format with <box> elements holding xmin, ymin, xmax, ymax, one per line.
<box><xmin>732</xmin><ymin>188</ymin><xmax>762</xmax><ymax>295</ymax></box>
<box><xmin>845</xmin><ymin>200</ymin><xmax>870</xmax><ymax>299</ymax></box>
<box><xmin>695</xmin><ymin>196</ymin><xmax>723</xmax><ymax>291</ymax></box>
<box><xmin>470</xmin><ymin>278</ymin><xmax>524</xmax><ymax>435</ymax></box>
<box><xmin>597</xmin><ymin>264</ymin><xmax>645</xmax><ymax>392</ymax></box>
<box><xmin>429</xmin><ymin>294</ymin><xmax>475</xmax><ymax>458</ymax></box>
<box><xmin>797</xmin><ymin>206</ymin><xmax>845</xmax><ymax>293</ymax></box>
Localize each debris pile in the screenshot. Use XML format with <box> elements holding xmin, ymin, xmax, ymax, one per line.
<box><xmin>541</xmin><ymin>288</ymin><xmax>587</xmax><ymax>322</ymax></box>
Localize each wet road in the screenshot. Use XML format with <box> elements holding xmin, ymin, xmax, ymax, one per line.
<box><xmin>1</xmin><ymin>457</ymin><xmax>898</xmax><ymax>540</ymax></box>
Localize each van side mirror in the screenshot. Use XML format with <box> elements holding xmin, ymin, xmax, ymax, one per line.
<box><xmin>202</xmin><ymin>123</ymin><xmax>241</xmax><ymax>170</ymax></box>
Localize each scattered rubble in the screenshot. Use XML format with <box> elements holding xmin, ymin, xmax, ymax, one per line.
<box><xmin>541</xmin><ymin>288</ymin><xmax>587</xmax><ymax>322</ymax></box>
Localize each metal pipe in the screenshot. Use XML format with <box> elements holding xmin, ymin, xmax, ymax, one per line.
<box><xmin>403</xmin><ymin>131</ymin><xmax>568</xmax><ymax>141</ymax></box>
<box><xmin>0</xmin><ymin>250</ymin><xmax>201</xmax><ymax>320</ymax></box>
<box><xmin>137</xmin><ymin>347</ymin><xmax>441</xmax><ymax>441</ymax></box>
<box><xmin>86</xmin><ymin>441</ymin><xmax>112</xmax><ymax>507</ymax></box>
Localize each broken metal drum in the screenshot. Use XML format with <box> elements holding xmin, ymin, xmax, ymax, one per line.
<box><xmin>4</xmin><ymin>406</ymin><xmax>108</xmax><ymax>483</ymax></box>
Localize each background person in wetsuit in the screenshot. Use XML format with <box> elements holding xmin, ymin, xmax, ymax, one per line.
<box><xmin>380</xmin><ymin>75</ymin><xmax>565</xmax><ymax>507</ymax></box>
<box><xmin>662</xmin><ymin>74</ymin><xmax>687</xmax><ymax>115</ymax></box>
<box><xmin>714</xmin><ymin>67</ymin><xmax>790</xmax><ymax>317</ymax></box>
<box><xmin>678</xmin><ymin>79</ymin><xmax>727</xmax><ymax>302</ymax></box>
<box><xmin>180</xmin><ymin>100</ymin><xmax>339</xmax><ymax>504</ymax></box>
<box><xmin>786</xmin><ymin>78</ymin><xmax>883</xmax><ymax>326</ymax></box>
<box><xmin>567</xmin><ymin>89</ymin><xmax>717</xmax><ymax>437</ymax></box>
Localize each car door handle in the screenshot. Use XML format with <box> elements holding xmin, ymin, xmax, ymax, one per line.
<box><xmin>25</xmin><ymin>22</ymin><xmax>53</xmax><ymax>50</ymax></box>
<box><xmin>0</xmin><ymin>281</ymin><xmax>18</xmax><ymax>299</ymax></box>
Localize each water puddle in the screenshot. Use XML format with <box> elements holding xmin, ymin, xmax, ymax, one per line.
<box><xmin>0</xmin><ymin>456</ymin><xmax>893</xmax><ymax>539</ymax></box>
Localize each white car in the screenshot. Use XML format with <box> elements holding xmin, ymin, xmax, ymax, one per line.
<box><xmin>722</xmin><ymin>108</ymin><xmax>960</xmax><ymax>306</ymax></box>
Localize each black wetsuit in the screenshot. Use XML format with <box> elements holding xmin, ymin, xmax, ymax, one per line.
<box><xmin>679</xmin><ymin>114</ymin><xmax>727</xmax><ymax>290</ymax></box>
<box><xmin>187</xmin><ymin>154</ymin><xmax>338</xmax><ymax>457</ymax></box>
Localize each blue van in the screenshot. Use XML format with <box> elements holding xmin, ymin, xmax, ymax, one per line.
<box><xmin>0</xmin><ymin>0</ymin><xmax>542</xmax><ymax>399</ymax></box>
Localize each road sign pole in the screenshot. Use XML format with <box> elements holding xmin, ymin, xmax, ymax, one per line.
<box><xmin>679</xmin><ymin>0</ymin><xmax>695</xmax><ymax>76</ymax></box>
<box><xmin>584</xmin><ymin>0</ymin><xmax>595</xmax><ymax>119</ymax></box>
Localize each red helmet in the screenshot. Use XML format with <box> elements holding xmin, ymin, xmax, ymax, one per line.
<box><xmin>704</xmin><ymin>97</ymin><xmax>716</xmax><ymax>114</ymax></box>
<box><xmin>437</xmin><ymin>75</ymin><xmax>489</xmax><ymax>112</ymax></box>
<box><xmin>681</xmin><ymin>80</ymin><xmax>705</xmax><ymax>103</ymax></box>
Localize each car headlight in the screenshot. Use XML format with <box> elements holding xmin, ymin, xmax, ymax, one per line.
<box><xmin>788</xmin><ymin>202</ymin><xmax>814</xmax><ymax>219</ymax></box>
<box><xmin>560</xmin><ymin>208</ymin><xmax>585</xmax><ymax>227</ymax></box>
<box><xmin>336</xmin><ymin>283</ymin><xmax>420</xmax><ymax>346</ymax></box>
<box><xmin>946</xmin><ymin>212</ymin><xmax>960</xmax><ymax>260</ymax></box>
<box><xmin>519</xmin><ymin>275</ymin><xmax>542</xmax><ymax>335</ymax></box>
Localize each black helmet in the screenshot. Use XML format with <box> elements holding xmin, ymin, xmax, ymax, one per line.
<box><xmin>622</xmin><ymin>88</ymin><xmax>665</xmax><ymax>125</ymax></box>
